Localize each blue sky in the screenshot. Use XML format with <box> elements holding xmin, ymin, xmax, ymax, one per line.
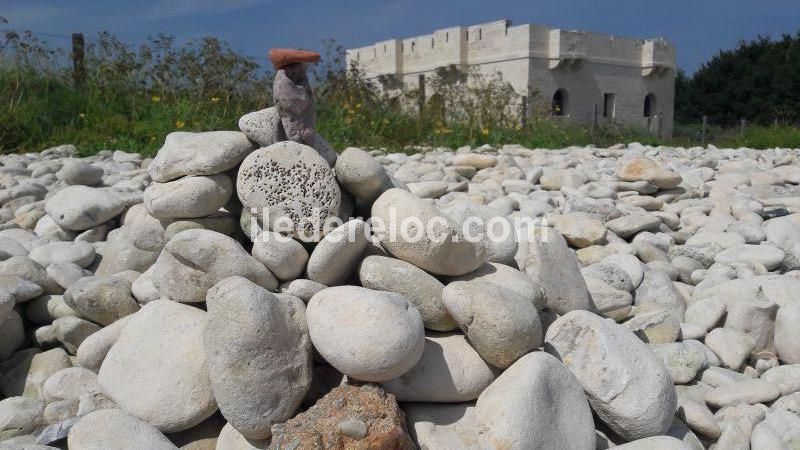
<box><xmin>2</xmin><ymin>0</ymin><xmax>799</xmax><ymax>73</ymax></box>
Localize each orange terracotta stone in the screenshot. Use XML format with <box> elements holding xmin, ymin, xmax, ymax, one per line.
<box><xmin>269</xmin><ymin>48</ymin><xmax>320</xmax><ymax>69</ymax></box>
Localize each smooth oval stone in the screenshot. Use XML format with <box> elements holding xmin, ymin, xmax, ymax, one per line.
<box><xmin>306</xmin><ymin>286</ymin><xmax>424</xmax><ymax>382</ymax></box>
<box><xmin>143</xmin><ymin>174</ymin><xmax>233</xmax><ymax>219</ymax></box>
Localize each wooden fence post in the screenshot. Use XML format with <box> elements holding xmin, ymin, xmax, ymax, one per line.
<box><xmin>71</xmin><ymin>33</ymin><xmax>86</xmax><ymax>88</ymax></box>
<box><xmin>657</xmin><ymin>113</ymin><xmax>663</xmax><ymax>140</ymax></box>
<box><xmin>592</xmin><ymin>104</ymin><xmax>599</xmax><ymax>139</ymax></box>
<box><xmin>520</xmin><ymin>95</ymin><xmax>528</xmax><ymax>128</ymax></box>
<box><xmin>740</xmin><ymin>118</ymin><xmax>747</xmax><ymax>136</ymax></box>
<box><xmin>417</xmin><ymin>74</ymin><xmax>425</xmax><ymax>119</ymax></box>
<box><xmin>701</xmin><ymin>115</ymin><xmax>708</xmax><ymax>146</ymax></box>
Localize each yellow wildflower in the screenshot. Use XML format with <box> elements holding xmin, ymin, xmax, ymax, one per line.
<box><xmin>210</xmin><ymin>97</ymin><xmax>220</xmax><ymax>103</ymax></box>
<box><xmin>175</xmin><ymin>120</ymin><xmax>185</xmax><ymax>129</ymax></box>
<box><xmin>151</xmin><ymin>95</ymin><xmax>161</xmax><ymax>102</ymax></box>
<box><xmin>79</xmin><ymin>113</ymin><xmax>86</xmax><ymax>118</ymax></box>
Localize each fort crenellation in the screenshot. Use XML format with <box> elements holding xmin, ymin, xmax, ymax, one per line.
<box><xmin>347</xmin><ymin>19</ymin><xmax>676</xmax><ymax>136</ymax></box>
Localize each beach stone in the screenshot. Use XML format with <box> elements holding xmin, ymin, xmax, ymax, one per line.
<box><xmin>44</xmin><ymin>186</ymin><xmax>124</xmax><ymax>231</ymax></box>
<box><xmin>617</xmin><ymin>157</ymin><xmax>682</xmax><ymax>189</ymax></box>
<box><xmin>475</xmin><ymin>352</ymin><xmax>595</xmax><ymax>450</ymax></box>
<box><xmin>334</xmin><ymin>147</ymin><xmax>393</xmax><ymax>203</ymax></box>
<box><xmin>63</xmin><ymin>276</ymin><xmax>139</xmax><ymax>326</ymax></box>
<box><xmin>650</xmin><ymin>341</ymin><xmax>709</xmax><ymax>384</ymax></box>
<box><xmin>714</xmin><ymin>244</ymin><xmax>785</xmax><ymax>270</ymax></box>
<box><xmin>545</xmin><ymin>310</ymin><xmax>677</xmax><ymax>441</ymax></box>
<box><xmin>371</xmin><ymin>188</ymin><xmax>486</xmax><ymax>276</ymax></box>
<box><xmin>751</xmin><ymin>410</ymin><xmax>800</xmax><ymax>450</ymax></box>
<box><xmin>28</xmin><ymin>241</ymin><xmax>96</xmax><ymax>268</ymax></box>
<box><xmin>41</xmin><ymin>367</ymin><xmax>99</xmax><ymax>403</ymax></box>
<box><xmin>705</xmin><ymin>379</ymin><xmax>781</xmax><ymax>408</ymax></box>
<box><xmin>144</xmin><ymin>174</ymin><xmax>233</xmax><ymax>220</ymax></box>
<box><xmin>634</xmin><ymin>270</ymin><xmax>686</xmax><ymax>320</ymax></box>
<box><xmin>405</xmin><ymin>403</ymin><xmax>478</xmax><ymax>450</ymax></box>
<box><xmin>250</xmin><ymin>231</ymin><xmax>309</xmax><ymax>281</ymax></box>
<box><xmin>306</xmin><ymin>219</ymin><xmax>369</xmax><ymax>285</ymax></box>
<box><xmin>215</xmin><ymin>422</ymin><xmax>267</xmax><ymax>450</ymax></box>
<box><xmin>447</xmin><ymin>262</ymin><xmax>546</xmax><ymax>311</ymax></box>
<box><xmin>204</xmin><ymin>277</ymin><xmax>311</xmax><ymax>440</ymax></box>
<box><xmin>149</xmin><ymin>131</ymin><xmax>254</xmax><ymax>182</ymax></box>
<box><xmin>56</xmin><ymin>159</ymin><xmax>103</xmax><ymax>186</ymax></box>
<box><xmin>0</xmin><ymin>275</ymin><xmax>42</xmax><ymax>303</ymax></box>
<box><xmin>46</xmin><ymin>263</ymin><xmax>91</xmax><ymax>290</ymax></box>
<box><xmin>0</xmin><ymin>310</ymin><xmax>25</xmax><ymax>360</ymax></box>
<box><xmin>0</xmin><ymin>348</ymin><xmax>71</xmax><ymax>399</ymax></box>
<box><xmin>677</xmin><ymin>397</ymin><xmax>720</xmax><ymax>439</ymax></box>
<box><xmin>441</xmin><ymin>201</ymin><xmax>518</xmax><ymax>265</ymax></box>
<box><xmin>685</xmin><ymin>297</ymin><xmax>726</xmax><ymax>331</ymax></box>
<box><xmin>761</xmin><ymin>364</ymin><xmax>800</xmax><ymax>395</ymax></box>
<box><xmin>359</xmin><ymin>255</ymin><xmax>456</xmax><ymax>331</ymax></box>
<box><xmin>97</xmin><ymin>300</ymin><xmax>216</xmax><ymax>433</ymax></box>
<box><xmin>515</xmin><ymin>227</ymin><xmax>593</xmax><ymax>314</ymax></box>
<box><xmin>0</xmin><ymin>396</ymin><xmax>44</xmax><ymax>441</ymax></box>
<box><xmin>551</xmin><ymin>212</ymin><xmax>607</xmax><ymax>248</ymax></box>
<box><xmin>0</xmin><ymin>257</ymin><xmax>61</xmax><ymax>294</ymax></box>
<box><xmin>237</xmin><ymin>141</ymin><xmax>340</xmax><ymax>241</ymax></box>
<box><xmin>278</xmin><ymin>279</ymin><xmax>326</xmax><ymax>303</ymax></box>
<box><xmin>452</xmin><ymin>153</ymin><xmax>496</xmax><ymax>169</ymax></box>
<box><xmin>624</xmin><ymin>307</ymin><xmax>681</xmax><ymax>343</ymax></box>
<box><xmin>705</xmin><ymin>328</ymin><xmax>756</xmax><ymax>370</ymax></box>
<box><xmin>75</xmin><ymin>315</ymin><xmax>133</xmax><ymax>372</ymax></box>
<box><xmin>67</xmin><ymin>409</ymin><xmax>177</xmax><ymax>450</ymax></box>
<box><xmin>381</xmin><ymin>332</ymin><xmax>498</xmax><ymax>402</ymax></box>
<box><xmin>585</xmin><ymin>277</ymin><xmax>633</xmax><ymax>321</ymax></box>
<box><xmin>606</xmin><ymin>213</ymin><xmax>662</xmax><ymax>238</ymax></box>
<box><xmin>306</xmin><ymin>286</ymin><xmax>424</xmax><ymax>382</ymax></box>
<box><xmin>268</xmin><ymin>384</ymin><xmax>415</xmax><ymax>450</ymax></box>
<box><xmin>775</xmin><ymin>302</ymin><xmax>800</xmax><ymax>364</ymax></box>
<box><xmin>151</xmin><ymin>229</ymin><xmax>277</xmax><ymax>303</ymax></box>
<box><xmin>443</xmin><ymin>279</ymin><xmax>542</xmax><ymax>369</ymax></box>
<box><xmin>614</xmin><ymin>436</ymin><xmax>691</xmax><ymax>450</ymax></box>
<box><xmin>238</xmin><ymin>107</ymin><xmax>284</xmax><ymax>147</ymax></box>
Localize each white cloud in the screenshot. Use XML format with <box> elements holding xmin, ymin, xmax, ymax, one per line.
<box><xmin>145</xmin><ymin>0</ymin><xmax>273</xmax><ymax>20</ymax></box>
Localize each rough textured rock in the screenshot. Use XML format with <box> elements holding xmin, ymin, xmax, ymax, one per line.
<box><xmin>475</xmin><ymin>352</ymin><xmax>595</xmax><ymax>450</ymax></box>
<box><xmin>149</xmin><ymin>131</ymin><xmax>254</xmax><ymax>182</ymax></box>
<box><xmin>617</xmin><ymin>157</ymin><xmax>682</xmax><ymax>189</ymax></box>
<box><xmin>545</xmin><ymin>310</ymin><xmax>677</xmax><ymax>441</ymax></box>
<box><xmin>306</xmin><ymin>286</ymin><xmax>425</xmax><ymax>382</ymax></box>
<box><xmin>63</xmin><ymin>276</ymin><xmax>139</xmax><ymax>326</ymax></box>
<box><xmin>204</xmin><ymin>277</ymin><xmax>311</xmax><ymax>440</ymax></box>
<box><xmin>372</xmin><ymin>188</ymin><xmax>486</xmax><ymax>276</ymax></box>
<box><xmin>236</xmin><ymin>141</ymin><xmax>340</xmax><ymax>241</ymax></box>
<box><xmin>381</xmin><ymin>332</ymin><xmax>498</xmax><ymax>402</ymax></box>
<box><xmin>97</xmin><ymin>300</ymin><xmax>216</xmax><ymax>433</ymax></box>
<box><xmin>268</xmin><ymin>384</ymin><xmax>415</xmax><ymax>450</ymax></box>
<box><xmin>515</xmin><ymin>227</ymin><xmax>594</xmax><ymax>314</ymax></box>
<box><xmin>238</xmin><ymin>107</ymin><xmax>284</xmax><ymax>147</ymax></box>
<box><xmin>358</xmin><ymin>255</ymin><xmax>456</xmax><ymax>331</ymax></box>
<box><xmin>151</xmin><ymin>229</ymin><xmax>277</xmax><ymax>302</ymax></box>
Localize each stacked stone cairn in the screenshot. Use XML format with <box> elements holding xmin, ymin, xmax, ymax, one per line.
<box><xmin>0</xmin><ymin>48</ymin><xmax>799</xmax><ymax>450</ymax></box>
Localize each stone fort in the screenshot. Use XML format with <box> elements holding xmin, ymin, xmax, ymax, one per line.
<box><xmin>346</xmin><ymin>19</ymin><xmax>676</xmax><ymax>137</ymax></box>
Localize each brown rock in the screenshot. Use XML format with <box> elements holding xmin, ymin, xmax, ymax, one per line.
<box><xmin>269</xmin><ymin>48</ymin><xmax>321</xmax><ymax>69</ymax></box>
<box><xmin>269</xmin><ymin>384</ymin><xmax>415</xmax><ymax>450</ymax></box>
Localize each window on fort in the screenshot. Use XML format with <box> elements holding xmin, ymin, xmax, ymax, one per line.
<box><xmin>603</xmin><ymin>93</ymin><xmax>616</xmax><ymax>118</ymax></box>
<box><xmin>446</xmin><ymin>32</ymin><xmax>449</xmax><ymax>43</ymax></box>
<box><xmin>478</xmin><ymin>29</ymin><xmax>482</xmax><ymax>40</ymax></box>
<box><xmin>552</xmin><ymin>89</ymin><xmax>567</xmax><ymax>116</ymax></box>
<box><xmin>411</xmin><ymin>41</ymin><xmax>416</xmax><ymax>52</ymax></box>
<box><xmin>644</xmin><ymin>93</ymin><xmax>656</xmax><ymax>117</ymax></box>
<box><xmin>431</xmin><ymin>38</ymin><xmax>435</xmax><ymax>49</ymax></box>
<box><xmin>383</xmin><ymin>44</ymin><xmax>386</xmax><ymax>53</ymax></box>
<box><xmin>466</xmin><ymin>30</ymin><xmax>469</xmax><ymax>41</ymax></box>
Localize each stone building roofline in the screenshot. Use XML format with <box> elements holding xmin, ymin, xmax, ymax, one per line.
<box><xmin>346</xmin><ymin>19</ymin><xmax>676</xmax><ymax>78</ymax></box>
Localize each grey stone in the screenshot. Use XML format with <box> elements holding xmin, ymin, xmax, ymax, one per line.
<box><xmin>359</xmin><ymin>255</ymin><xmax>456</xmax><ymax>331</ymax></box>
<box><xmin>44</xmin><ymin>186</ymin><xmax>124</xmax><ymax>231</ymax></box>
<box><xmin>75</xmin><ymin>315</ymin><xmax>133</xmax><ymax>372</ymax></box>
<box><xmin>545</xmin><ymin>310</ymin><xmax>677</xmax><ymax>441</ymax></box>
<box><xmin>306</xmin><ymin>286</ymin><xmax>424</xmax><ymax>382</ymax></box>
<box><xmin>149</xmin><ymin>131</ymin><xmax>254</xmax><ymax>182</ymax></box>
<box><xmin>334</xmin><ymin>147</ymin><xmax>393</xmax><ymax>204</ymax></box>
<box><xmin>97</xmin><ymin>300</ymin><xmax>216</xmax><ymax>433</ymax></box>
<box><xmin>67</xmin><ymin>409</ymin><xmax>177</xmax><ymax>449</ymax></box>
<box><xmin>238</xmin><ymin>107</ymin><xmax>284</xmax><ymax>147</ymax></box>
<box><xmin>28</xmin><ymin>241</ymin><xmax>96</xmax><ymax>268</ymax></box>
<box><xmin>475</xmin><ymin>352</ymin><xmax>595</xmax><ymax>450</ymax></box>
<box><xmin>63</xmin><ymin>276</ymin><xmax>139</xmax><ymax>326</ymax></box>
<box><xmin>151</xmin><ymin>229</ymin><xmax>277</xmax><ymax>303</ymax></box>
<box><xmin>250</xmin><ymin>231</ymin><xmax>309</xmax><ymax>281</ymax></box>
<box><xmin>775</xmin><ymin>302</ymin><xmax>800</xmax><ymax>364</ymax></box>
<box><xmin>144</xmin><ymin>174</ymin><xmax>233</xmax><ymax>219</ymax></box>
<box><xmin>204</xmin><ymin>277</ymin><xmax>311</xmax><ymax>440</ymax></box>
<box><xmin>306</xmin><ymin>219</ymin><xmax>369</xmax><ymax>285</ymax></box>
